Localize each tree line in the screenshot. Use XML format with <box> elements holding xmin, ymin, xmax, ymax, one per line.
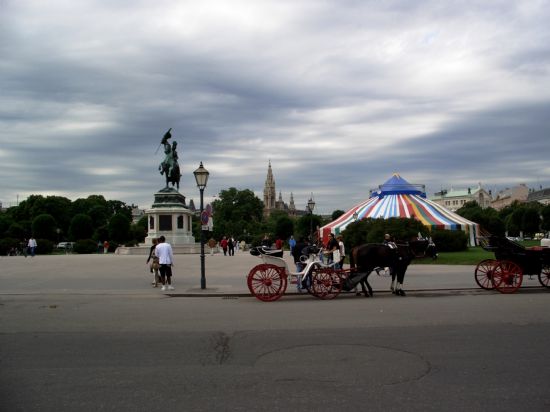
<box><xmin>1</xmin><ymin>188</ymin><xmax>548</xmax><ymax>255</ymax></box>
<box><xmin>0</xmin><ymin>194</ymin><xmax>147</xmax><ymax>254</ymax></box>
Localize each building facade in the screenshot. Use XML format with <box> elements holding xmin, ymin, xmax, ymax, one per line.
<box><xmin>527</xmin><ymin>187</ymin><xmax>550</xmax><ymax>205</ymax></box>
<box><xmin>491</xmin><ymin>184</ymin><xmax>529</xmax><ymax>210</ymax></box>
<box><xmin>430</xmin><ymin>183</ymin><xmax>493</xmax><ymax>212</ymax></box>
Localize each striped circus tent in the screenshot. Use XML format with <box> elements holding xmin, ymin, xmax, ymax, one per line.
<box><xmin>320</xmin><ymin>174</ymin><xmax>480</xmax><ymax>246</ymax></box>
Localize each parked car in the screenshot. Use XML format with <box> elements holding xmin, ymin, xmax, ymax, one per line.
<box><xmin>56</xmin><ymin>242</ymin><xmax>75</xmax><ymax>250</ymax></box>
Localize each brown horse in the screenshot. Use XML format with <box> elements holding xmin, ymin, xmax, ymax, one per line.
<box><xmin>349</xmin><ymin>239</ymin><xmax>437</xmax><ymax>297</ymax></box>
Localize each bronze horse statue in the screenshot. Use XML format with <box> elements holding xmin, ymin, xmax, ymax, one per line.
<box><xmin>159</xmin><ymin>161</ymin><xmax>181</xmax><ymax>190</ymax></box>
<box><xmin>158</xmin><ymin>129</ymin><xmax>181</xmax><ymax>190</ymax></box>
<box><xmin>348</xmin><ymin>238</ymin><xmax>437</xmax><ymax>297</ymax></box>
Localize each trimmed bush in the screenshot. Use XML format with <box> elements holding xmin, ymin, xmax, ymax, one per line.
<box><xmin>73</xmin><ymin>239</ymin><xmax>99</xmax><ymax>254</ymax></box>
<box><xmin>431</xmin><ymin>229</ymin><xmax>468</xmax><ymax>252</ymax></box>
<box><xmin>0</xmin><ymin>238</ymin><xmax>20</xmax><ymax>255</ymax></box>
<box><xmin>36</xmin><ymin>239</ymin><xmax>54</xmax><ymax>255</ymax></box>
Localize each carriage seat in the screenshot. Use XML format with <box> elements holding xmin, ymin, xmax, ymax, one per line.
<box><xmin>249</xmin><ymin>246</ymin><xmax>283</xmax><ymax>258</ymax></box>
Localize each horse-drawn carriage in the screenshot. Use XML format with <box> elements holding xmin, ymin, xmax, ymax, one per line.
<box><xmin>475</xmin><ymin>235</ymin><xmax>550</xmax><ymax>294</ymax></box>
<box><xmin>246</xmin><ymin>237</ymin><xmax>437</xmax><ymax>301</ymax></box>
<box><xmin>246</xmin><ymin>246</ymin><xmax>344</xmax><ymax>301</ymax></box>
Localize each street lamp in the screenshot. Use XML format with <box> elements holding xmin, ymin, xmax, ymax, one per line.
<box><xmin>307</xmin><ymin>194</ymin><xmax>315</xmax><ymax>242</ymax></box>
<box><xmin>193</xmin><ymin>162</ymin><xmax>210</xmax><ymax>289</ymax></box>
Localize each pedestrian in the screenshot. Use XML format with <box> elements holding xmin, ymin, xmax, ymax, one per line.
<box><xmin>289</xmin><ymin>235</ymin><xmax>296</xmax><ymax>255</ymax></box>
<box><xmin>155</xmin><ymin>235</ymin><xmax>175</xmax><ymax>291</ymax></box>
<box><xmin>103</xmin><ymin>240</ymin><xmax>109</xmax><ymax>254</ymax></box>
<box><xmin>146</xmin><ymin>238</ymin><xmax>160</xmax><ymax>287</ymax></box>
<box><xmin>220</xmin><ymin>236</ymin><xmax>228</xmax><ymax>256</ymax></box>
<box><xmin>336</xmin><ymin>235</ymin><xmax>346</xmax><ymax>269</ymax></box>
<box><xmin>228</xmin><ymin>236</ymin><xmax>235</xmax><ymax>256</ymax></box>
<box><xmin>20</xmin><ymin>239</ymin><xmax>28</xmax><ymax>257</ymax></box>
<box><xmin>325</xmin><ymin>233</ymin><xmax>339</xmax><ymax>265</ymax></box>
<box><xmin>275</xmin><ymin>237</ymin><xmax>283</xmax><ymax>254</ymax></box>
<box><xmin>27</xmin><ymin>237</ymin><xmax>37</xmax><ymax>257</ymax></box>
<box><xmin>292</xmin><ymin>237</ymin><xmax>308</xmax><ymax>273</ymax></box>
<box><xmin>97</xmin><ymin>241</ymin><xmax>102</xmax><ymax>254</ymax></box>
<box><xmin>261</xmin><ymin>234</ymin><xmax>271</xmax><ymax>248</ymax></box>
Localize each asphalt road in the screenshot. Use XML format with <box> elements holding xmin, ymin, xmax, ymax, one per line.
<box><xmin>1</xmin><ymin>254</ymin><xmax>549</xmax><ymax>411</ymax></box>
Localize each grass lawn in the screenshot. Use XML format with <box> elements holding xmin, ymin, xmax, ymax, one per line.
<box><xmin>413</xmin><ymin>240</ymin><xmax>541</xmax><ymax>266</ymax></box>
<box><xmin>414</xmin><ymin>247</ymin><xmax>493</xmax><ymax>265</ymax></box>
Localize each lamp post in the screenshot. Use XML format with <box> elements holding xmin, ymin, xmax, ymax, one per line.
<box><xmin>307</xmin><ymin>194</ymin><xmax>315</xmax><ymax>242</ymax></box>
<box><xmin>193</xmin><ymin>162</ymin><xmax>210</xmax><ymax>289</ymax></box>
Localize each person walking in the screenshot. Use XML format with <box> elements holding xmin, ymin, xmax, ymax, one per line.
<box><xmin>220</xmin><ymin>236</ymin><xmax>228</xmax><ymax>256</ymax></box>
<box><xmin>103</xmin><ymin>240</ymin><xmax>109</xmax><ymax>254</ymax></box>
<box><xmin>289</xmin><ymin>236</ymin><xmax>296</xmax><ymax>256</ymax></box>
<box><xmin>155</xmin><ymin>236</ymin><xmax>175</xmax><ymax>291</ymax></box>
<box><xmin>27</xmin><ymin>237</ymin><xmax>37</xmax><ymax>257</ymax></box>
<box><xmin>228</xmin><ymin>236</ymin><xmax>235</xmax><ymax>256</ymax></box>
<box><xmin>325</xmin><ymin>233</ymin><xmax>339</xmax><ymax>265</ymax></box>
<box><xmin>146</xmin><ymin>238</ymin><xmax>160</xmax><ymax>287</ymax></box>
<box><xmin>275</xmin><ymin>237</ymin><xmax>283</xmax><ymax>255</ymax></box>
<box><xmin>336</xmin><ymin>235</ymin><xmax>346</xmax><ymax>269</ymax></box>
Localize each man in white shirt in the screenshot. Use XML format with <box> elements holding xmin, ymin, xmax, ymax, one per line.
<box><xmin>28</xmin><ymin>237</ymin><xmax>38</xmax><ymax>257</ymax></box>
<box><xmin>154</xmin><ymin>236</ymin><xmax>175</xmax><ymax>291</ymax></box>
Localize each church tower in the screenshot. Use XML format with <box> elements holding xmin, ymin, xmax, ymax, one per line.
<box><xmin>288</xmin><ymin>192</ymin><xmax>296</xmax><ymax>216</ymax></box>
<box><xmin>263</xmin><ymin>161</ymin><xmax>276</xmax><ymax>217</ymax></box>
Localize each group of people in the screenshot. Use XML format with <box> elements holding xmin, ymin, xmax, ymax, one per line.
<box><xmin>8</xmin><ymin>237</ymin><xmax>37</xmax><ymax>257</ymax></box>
<box><xmin>219</xmin><ymin>236</ymin><xmax>239</xmax><ymax>256</ymax></box>
<box><xmin>146</xmin><ymin>236</ymin><xmax>175</xmax><ymax>291</ymax></box>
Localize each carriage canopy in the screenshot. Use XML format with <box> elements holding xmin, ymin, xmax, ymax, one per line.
<box><xmin>320</xmin><ymin>174</ymin><xmax>480</xmax><ymax>246</ymax></box>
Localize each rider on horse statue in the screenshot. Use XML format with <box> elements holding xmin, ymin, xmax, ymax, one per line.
<box><xmin>158</xmin><ymin>128</ymin><xmax>181</xmax><ymax>190</ymax></box>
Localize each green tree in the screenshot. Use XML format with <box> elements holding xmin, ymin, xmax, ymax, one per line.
<box><xmin>108</xmin><ymin>213</ymin><xmax>131</xmax><ymax>243</ymax></box>
<box><xmin>32</xmin><ymin>214</ymin><xmax>57</xmax><ymax>240</ymax></box>
<box><xmin>69</xmin><ymin>214</ymin><xmax>94</xmax><ymax>241</ymax></box>
<box><xmin>331</xmin><ymin>210</ymin><xmax>345</xmax><ymax>221</ymax></box>
<box><xmin>0</xmin><ymin>214</ymin><xmax>14</xmax><ymax>237</ymax></box>
<box><xmin>273</xmin><ymin>215</ymin><xmax>294</xmax><ymax>241</ymax></box>
<box><xmin>341</xmin><ymin>217</ymin><xmax>426</xmax><ymax>251</ymax></box>
<box><xmin>6</xmin><ymin>222</ymin><xmax>27</xmax><ymax>239</ymax></box>
<box><xmin>107</xmin><ymin>200</ymin><xmax>132</xmax><ymax>220</ymax></box>
<box><xmin>295</xmin><ymin>213</ymin><xmax>323</xmax><ymax>241</ymax></box>
<box><xmin>211</xmin><ymin>188</ymin><xmax>264</xmax><ymax>240</ymax></box>
<box><xmin>522</xmin><ymin>207</ymin><xmax>540</xmax><ymax>236</ymax></box>
<box><xmin>541</xmin><ymin>205</ymin><xmax>550</xmax><ymax>232</ymax></box>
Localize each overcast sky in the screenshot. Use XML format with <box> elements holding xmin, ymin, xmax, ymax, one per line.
<box><xmin>1</xmin><ymin>0</ymin><xmax>549</xmax><ymax>214</ymax></box>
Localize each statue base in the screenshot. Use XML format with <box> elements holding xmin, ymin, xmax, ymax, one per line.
<box><xmin>143</xmin><ymin>187</ymin><xmax>195</xmax><ymax>246</ymax></box>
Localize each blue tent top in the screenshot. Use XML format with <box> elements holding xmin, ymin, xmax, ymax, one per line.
<box><xmin>370</xmin><ymin>173</ymin><xmax>426</xmax><ymax>198</ymax></box>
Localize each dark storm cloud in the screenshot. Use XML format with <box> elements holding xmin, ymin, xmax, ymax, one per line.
<box><xmin>1</xmin><ymin>1</ymin><xmax>549</xmax><ymax>213</ymax></box>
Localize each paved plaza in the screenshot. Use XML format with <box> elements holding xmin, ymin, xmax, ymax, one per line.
<box><xmin>1</xmin><ymin>249</ymin><xmax>547</xmax><ymax>297</ymax></box>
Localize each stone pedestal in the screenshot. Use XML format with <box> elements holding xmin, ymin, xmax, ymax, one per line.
<box><xmin>144</xmin><ymin>188</ymin><xmax>195</xmax><ymax>246</ymax></box>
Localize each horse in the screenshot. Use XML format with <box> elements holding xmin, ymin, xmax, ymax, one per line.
<box><xmin>349</xmin><ymin>238</ymin><xmax>437</xmax><ymax>297</ymax></box>
<box><xmin>159</xmin><ymin>162</ymin><xmax>181</xmax><ymax>190</ymax></box>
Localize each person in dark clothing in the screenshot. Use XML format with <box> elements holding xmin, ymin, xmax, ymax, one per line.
<box><xmin>146</xmin><ymin>238</ymin><xmax>160</xmax><ymax>287</ymax></box>
<box><xmin>292</xmin><ymin>238</ymin><xmax>308</xmax><ymax>273</ymax></box>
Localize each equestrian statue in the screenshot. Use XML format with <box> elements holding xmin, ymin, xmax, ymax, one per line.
<box><xmin>157</xmin><ymin>128</ymin><xmax>181</xmax><ymax>190</ymax></box>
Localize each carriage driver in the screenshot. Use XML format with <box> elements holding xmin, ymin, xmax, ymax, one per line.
<box><xmin>383</xmin><ymin>233</ymin><xmax>397</xmax><ymax>249</ymax></box>
<box><xmin>375</xmin><ymin>234</ymin><xmax>397</xmax><ymax>275</ymax></box>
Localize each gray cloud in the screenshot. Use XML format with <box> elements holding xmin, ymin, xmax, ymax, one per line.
<box><xmin>1</xmin><ymin>0</ymin><xmax>549</xmax><ymax>213</ymax></box>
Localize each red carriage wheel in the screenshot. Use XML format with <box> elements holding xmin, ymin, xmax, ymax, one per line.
<box><xmin>538</xmin><ymin>265</ymin><xmax>550</xmax><ymax>288</ymax></box>
<box><xmin>247</xmin><ymin>264</ymin><xmax>287</xmax><ymax>302</ymax></box>
<box><xmin>474</xmin><ymin>259</ymin><xmax>498</xmax><ymax>290</ymax></box>
<box><xmin>491</xmin><ymin>260</ymin><xmax>523</xmax><ymax>294</ymax></box>
<box><xmin>310</xmin><ymin>268</ymin><xmax>343</xmax><ymax>300</ymax></box>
